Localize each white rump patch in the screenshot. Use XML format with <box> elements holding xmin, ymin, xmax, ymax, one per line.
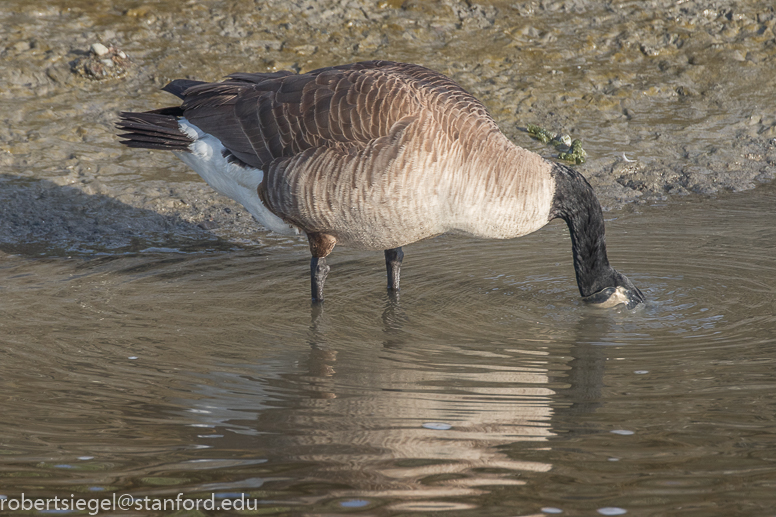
<box><xmin>174</xmin><ymin>119</ymin><xmax>298</xmax><ymax>236</ymax></box>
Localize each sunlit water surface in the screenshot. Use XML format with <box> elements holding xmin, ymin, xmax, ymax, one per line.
<box><xmin>1</xmin><ymin>184</ymin><xmax>775</xmax><ymax>516</ymax></box>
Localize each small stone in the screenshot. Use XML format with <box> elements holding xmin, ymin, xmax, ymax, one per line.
<box><xmin>422</xmin><ymin>422</ymin><xmax>452</xmax><ymax>430</ymax></box>
<box><xmin>90</xmin><ymin>43</ymin><xmax>110</xmax><ymax>56</ymax></box>
<box><xmin>72</xmin><ymin>44</ymin><xmax>131</xmax><ymax>80</ymax></box>
<box><xmin>197</xmin><ymin>220</ymin><xmax>219</xmax><ymax>230</ymax></box>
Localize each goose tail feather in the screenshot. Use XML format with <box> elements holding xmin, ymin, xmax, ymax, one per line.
<box><xmin>116</xmin><ymin>111</ymin><xmax>192</xmax><ymax>152</ymax></box>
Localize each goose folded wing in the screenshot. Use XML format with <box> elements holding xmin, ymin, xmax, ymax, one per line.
<box><xmin>226</xmin><ymin>62</ymin><xmax>424</xmax><ymax>171</ymax></box>
<box><xmin>169</xmin><ymin>61</ymin><xmax>494</xmax><ymax>173</ymax></box>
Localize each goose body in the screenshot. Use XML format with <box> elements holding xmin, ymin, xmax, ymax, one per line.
<box><xmin>118</xmin><ymin>60</ymin><xmax>643</xmax><ymax>307</ymax></box>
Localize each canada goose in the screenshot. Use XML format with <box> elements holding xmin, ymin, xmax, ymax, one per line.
<box><xmin>117</xmin><ymin>60</ymin><xmax>643</xmax><ymax>308</ymax></box>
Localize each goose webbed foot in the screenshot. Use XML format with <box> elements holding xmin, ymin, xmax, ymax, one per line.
<box><xmin>384</xmin><ymin>247</ymin><xmax>404</xmax><ymax>291</ymax></box>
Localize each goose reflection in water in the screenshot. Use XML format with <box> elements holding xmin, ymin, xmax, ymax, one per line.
<box><xmin>174</xmin><ymin>301</ymin><xmax>623</xmax><ymax>506</ymax></box>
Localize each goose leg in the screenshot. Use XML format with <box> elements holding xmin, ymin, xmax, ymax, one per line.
<box><xmin>310</xmin><ymin>257</ymin><xmax>330</xmax><ymax>303</ymax></box>
<box><xmin>307</xmin><ymin>232</ymin><xmax>337</xmax><ymax>303</ymax></box>
<box><xmin>384</xmin><ymin>247</ymin><xmax>404</xmax><ymax>291</ymax></box>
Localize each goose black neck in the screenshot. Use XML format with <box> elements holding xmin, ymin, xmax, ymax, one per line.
<box><xmin>548</xmin><ymin>164</ymin><xmax>614</xmax><ymax>297</ymax></box>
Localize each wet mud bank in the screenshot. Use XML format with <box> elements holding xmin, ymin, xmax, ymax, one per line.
<box><xmin>1</xmin><ymin>0</ymin><xmax>774</xmax><ymax>253</ymax></box>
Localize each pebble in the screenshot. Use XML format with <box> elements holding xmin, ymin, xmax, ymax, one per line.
<box><xmin>90</xmin><ymin>42</ymin><xmax>109</xmax><ymax>56</ymax></box>
<box><xmin>422</xmin><ymin>422</ymin><xmax>452</xmax><ymax>430</ymax></box>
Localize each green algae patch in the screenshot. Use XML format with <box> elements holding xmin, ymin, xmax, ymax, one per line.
<box><xmin>558</xmin><ymin>139</ymin><xmax>588</xmax><ymax>165</ymax></box>
<box><xmin>527</xmin><ymin>124</ymin><xmax>587</xmax><ymax>164</ymax></box>
<box><xmin>526</xmin><ymin>123</ymin><xmax>554</xmax><ymax>144</ymax></box>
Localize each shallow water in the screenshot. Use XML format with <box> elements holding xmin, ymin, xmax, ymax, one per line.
<box><xmin>2</xmin><ymin>183</ymin><xmax>775</xmax><ymax>515</ymax></box>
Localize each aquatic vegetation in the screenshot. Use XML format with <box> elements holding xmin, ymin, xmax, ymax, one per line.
<box><xmin>527</xmin><ymin>124</ymin><xmax>586</xmax><ymax>164</ymax></box>
<box><xmin>558</xmin><ymin>139</ymin><xmax>587</xmax><ymax>165</ymax></box>
<box><xmin>526</xmin><ymin>123</ymin><xmax>554</xmax><ymax>144</ymax></box>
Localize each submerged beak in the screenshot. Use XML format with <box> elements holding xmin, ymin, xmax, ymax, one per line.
<box><xmin>583</xmin><ymin>285</ymin><xmax>645</xmax><ymax>310</ymax></box>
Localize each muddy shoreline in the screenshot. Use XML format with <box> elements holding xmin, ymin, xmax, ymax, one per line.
<box><xmin>1</xmin><ymin>0</ymin><xmax>774</xmax><ymax>254</ymax></box>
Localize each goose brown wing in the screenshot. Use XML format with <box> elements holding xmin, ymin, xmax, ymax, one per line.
<box><xmin>172</xmin><ymin>61</ymin><xmax>498</xmax><ymax>172</ymax></box>
<box><xmin>230</xmin><ymin>61</ymin><xmax>424</xmax><ymax>169</ymax></box>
